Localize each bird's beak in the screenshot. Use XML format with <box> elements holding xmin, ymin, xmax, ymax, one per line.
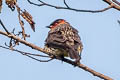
<box><xmin>46</xmin><ymin>26</ymin><xmax>51</xmax><ymax>28</ymax></box>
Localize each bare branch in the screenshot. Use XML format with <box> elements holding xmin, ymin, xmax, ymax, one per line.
<box><xmin>0</xmin><ymin>19</ymin><xmax>10</xmax><ymax>34</ymax></box>
<box><xmin>27</xmin><ymin>0</ymin><xmax>112</xmax><ymax>13</ymax></box>
<box><xmin>0</xmin><ymin>45</ymin><xmax>53</xmax><ymax>62</ymax></box>
<box><xmin>112</xmin><ymin>0</ymin><xmax>120</xmax><ymax>6</ymax></box>
<box><xmin>63</xmin><ymin>0</ymin><xmax>70</xmax><ymax>8</ymax></box>
<box><xmin>103</xmin><ymin>0</ymin><xmax>120</xmax><ymax>11</ymax></box>
<box><xmin>25</xmin><ymin>55</ymin><xmax>53</xmax><ymax>62</ymax></box>
<box><xmin>16</xmin><ymin>5</ymin><xmax>26</xmax><ymax>40</ymax></box>
<box><xmin>22</xmin><ymin>52</ymin><xmax>49</xmax><ymax>58</ymax></box>
<box><xmin>0</xmin><ymin>30</ymin><xmax>113</xmax><ymax>80</ymax></box>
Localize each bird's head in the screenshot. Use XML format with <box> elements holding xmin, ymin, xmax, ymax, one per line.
<box><xmin>46</xmin><ymin>19</ymin><xmax>67</xmax><ymax>29</ymax></box>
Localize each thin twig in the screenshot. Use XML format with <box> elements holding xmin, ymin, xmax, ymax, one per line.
<box><xmin>24</xmin><ymin>55</ymin><xmax>53</xmax><ymax>62</ymax></box>
<box><xmin>27</xmin><ymin>0</ymin><xmax>112</xmax><ymax>13</ymax></box>
<box><xmin>15</xmin><ymin>49</ymin><xmax>50</xmax><ymax>58</ymax></box>
<box><xmin>0</xmin><ymin>45</ymin><xmax>53</xmax><ymax>62</ymax></box>
<box><xmin>16</xmin><ymin>4</ymin><xmax>26</xmax><ymax>40</ymax></box>
<box><xmin>63</xmin><ymin>0</ymin><xmax>70</xmax><ymax>8</ymax></box>
<box><xmin>117</xmin><ymin>20</ymin><xmax>120</xmax><ymax>25</ymax></box>
<box><xmin>0</xmin><ymin>30</ymin><xmax>113</xmax><ymax>80</ymax></box>
<box><xmin>23</xmin><ymin>52</ymin><xmax>49</xmax><ymax>57</ymax></box>
<box><xmin>0</xmin><ymin>19</ymin><xmax>10</xmax><ymax>34</ymax></box>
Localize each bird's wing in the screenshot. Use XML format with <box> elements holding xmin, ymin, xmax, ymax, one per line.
<box><xmin>71</xmin><ymin>27</ymin><xmax>82</xmax><ymax>43</ymax></box>
<box><xmin>61</xmin><ymin>26</ymin><xmax>83</xmax><ymax>61</ymax></box>
<box><xmin>45</xmin><ymin>31</ymin><xmax>66</xmax><ymax>49</ymax></box>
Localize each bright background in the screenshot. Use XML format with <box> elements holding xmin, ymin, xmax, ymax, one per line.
<box><xmin>0</xmin><ymin>0</ymin><xmax>120</xmax><ymax>80</ymax></box>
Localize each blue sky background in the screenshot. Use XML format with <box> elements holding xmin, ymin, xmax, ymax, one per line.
<box><xmin>0</xmin><ymin>0</ymin><xmax>120</xmax><ymax>80</ymax></box>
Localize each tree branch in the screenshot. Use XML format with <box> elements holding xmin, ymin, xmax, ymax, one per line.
<box><xmin>27</xmin><ymin>0</ymin><xmax>112</xmax><ymax>13</ymax></box>
<box><xmin>103</xmin><ymin>0</ymin><xmax>120</xmax><ymax>11</ymax></box>
<box><xmin>0</xmin><ymin>30</ymin><xmax>113</xmax><ymax>80</ymax></box>
<box><xmin>112</xmin><ymin>0</ymin><xmax>120</xmax><ymax>6</ymax></box>
<box><xmin>63</xmin><ymin>0</ymin><xmax>70</xmax><ymax>8</ymax></box>
<box><xmin>0</xmin><ymin>45</ymin><xmax>53</xmax><ymax>62</ymax></box>
<box><xmin>16</xmin><ymin>4</ymin><xmax>26</xmax><ymax>40</ymax></box>
<box><xmin>0</xmin><ymin>19</ymin><xmax>10</xmax><ymax>34</ymax></box>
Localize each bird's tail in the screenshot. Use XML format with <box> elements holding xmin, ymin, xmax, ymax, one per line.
<box><xmin>68</xmin><ymin>49</ymin><xmax>81</xmax><ymax>62</ymax></box>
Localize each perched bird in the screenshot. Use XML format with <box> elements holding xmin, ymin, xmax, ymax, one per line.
<box><xmin>44</xmin><ymin>19</ymin><xmax>83</xmax><ymax>63</ymax></box>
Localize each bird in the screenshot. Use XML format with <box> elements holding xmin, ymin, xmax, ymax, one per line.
<box><xmin>44</xmin><ymin>19</ymin><xmax>83</xmax><ymax>63</ymax></box>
